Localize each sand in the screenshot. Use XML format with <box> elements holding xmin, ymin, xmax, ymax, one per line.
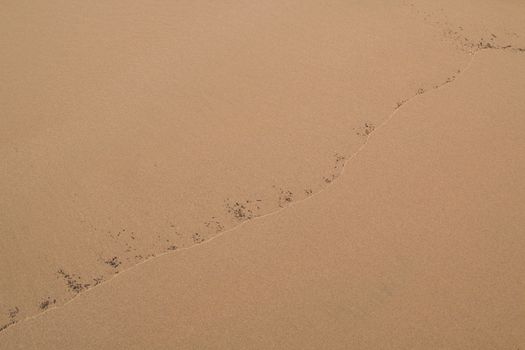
<box><xmin>1</xmin><ymin>1</ymin><xmax>524</xmax><ymax>349</ymax></box>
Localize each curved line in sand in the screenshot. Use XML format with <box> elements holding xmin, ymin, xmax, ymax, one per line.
<box><xmin>4</xmin><ymin>45</ymin><xmax>520</xmax><ymax>334</ymax></box>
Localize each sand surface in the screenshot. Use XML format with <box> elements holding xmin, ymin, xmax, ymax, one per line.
<box><xmin>1</xmin><ymin>1</ymin><xmax>524</xmax><ymax>348</ymax></box>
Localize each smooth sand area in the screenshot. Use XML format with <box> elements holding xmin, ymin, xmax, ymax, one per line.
<box><xmin>2</xmin><ymin>48</ymin><xmax>525</xmax><ymax>349</ymax></box>
<box><xmin>1</xmin><ymin>0</ymin><xmax>525</xmax><ymax>348</ymax></box>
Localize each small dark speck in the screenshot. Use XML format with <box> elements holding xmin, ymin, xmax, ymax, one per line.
<box><xmin>93</xmin><ymin>276</ymin><xmax>104</xmax><ymax>286</ymax></box>
<box><xmin>8</xmin><ymin>307</ymin><xmax>19</xmax><ymax>319</ymax></box>
<box><xmin>192</xmin><ymin>233</ymin><xmax>205</xmax><ymax>244</ymax></box>
<box><xmin>105</xmin><ymin>256</ymin><xmax>121</xmax><ymax>268</ymax></box>
<box><xmin>39</xmin><ymin>298</ymin><xmax>56</xmax><ymax>310</ymax></box>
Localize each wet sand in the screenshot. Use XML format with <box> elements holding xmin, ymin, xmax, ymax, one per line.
<box><xmin>1</xmin><ymin>1</ymin><xmax>525</xmax><ymax>348</ymax></box>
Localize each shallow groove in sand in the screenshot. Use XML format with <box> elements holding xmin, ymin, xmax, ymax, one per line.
<box><xmin>8</xmin><ymin>44</ymin><xmax>518</xmax><ymax>334</ymax></box>
<box><xmin>4</xmin><ymin>0</ymin><xmax>525</xmax><ymax>331</ymax></box>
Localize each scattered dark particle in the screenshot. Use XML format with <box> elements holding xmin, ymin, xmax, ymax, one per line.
<box><xmin>305</xmin><ymin>189</ymin><xmax>313</xmax><ymax>195</ymax></box>
<box><xmin>323</xmin><ymin>173</ymin><xmax>338</xmax><ymax>184</ymax></box>
<box><xmin>417</xmin><ymin>88</ymin><xmax>425</xmax><ymax>95</ymax></box>
<box><xmin>205</xmin><ymin>220</ymin><xmax>224</xmax><ymax>233</ymax></box>
<box><xmin>93</xmin><ymin>276</ymin><xmax>104</xmax><ymax>286</ymax></box>
<box><xmin>105</xmin><ymin>256</ymin><xmax>121</xmax><ymax>268</ymax></box>
<box><xmin>56</xmin><ymin>269</ymin><xmax>89</xmax><ymax>294</ymax></box>
<box><xmin>335</xmin><ymin>153</ymin><xmax>346</xmax><ymax>163</ymax></box>
<box><xmin>167</xmin><ymin>245</ymin><xmax>178</xmax><ymax>251</ymax></box>
<box><xmin>8</xmin><ymin>307</ymin><xmax>19</xmax><ymax>319</ymax></box>
<box><xmin>39</xmin><ymin>298</ymin><xmax>56</xmax><ymax>310</ymax></box>
<box><xmin>192</xmin><ymin>233</ymin><xmax>205</xmax><ymax>244</ymax></box>
<box><xmin>226</xmin><ymin>200</ymin><xmax>254</xmax><ymax>221</ymax></box>
<box><xmin>278</xmin><ymin>189</ymin><xmax>293</xmax><ymax>207</ymax></box>
<box><xmin>356</xmin><ymin>122</ymin><xmax>375</xmax><ymax>136</ymax></box>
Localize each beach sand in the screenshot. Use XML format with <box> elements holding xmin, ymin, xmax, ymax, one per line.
<box><xmin>1</xmin><ymin>1</ymin><xmax>524</xmax><ymax>348</ymax></box>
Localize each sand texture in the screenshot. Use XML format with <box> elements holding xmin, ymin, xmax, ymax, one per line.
<box><xmin>1</xmin><ymin>1</ymin><xmax>524</xmax><ymax>348</ymax></box>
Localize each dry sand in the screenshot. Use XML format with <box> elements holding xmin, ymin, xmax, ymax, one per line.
<box><xmin>1</xmin><ymin>1</ymin><xmax>524</xmax><ymax>348</ymax></box>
